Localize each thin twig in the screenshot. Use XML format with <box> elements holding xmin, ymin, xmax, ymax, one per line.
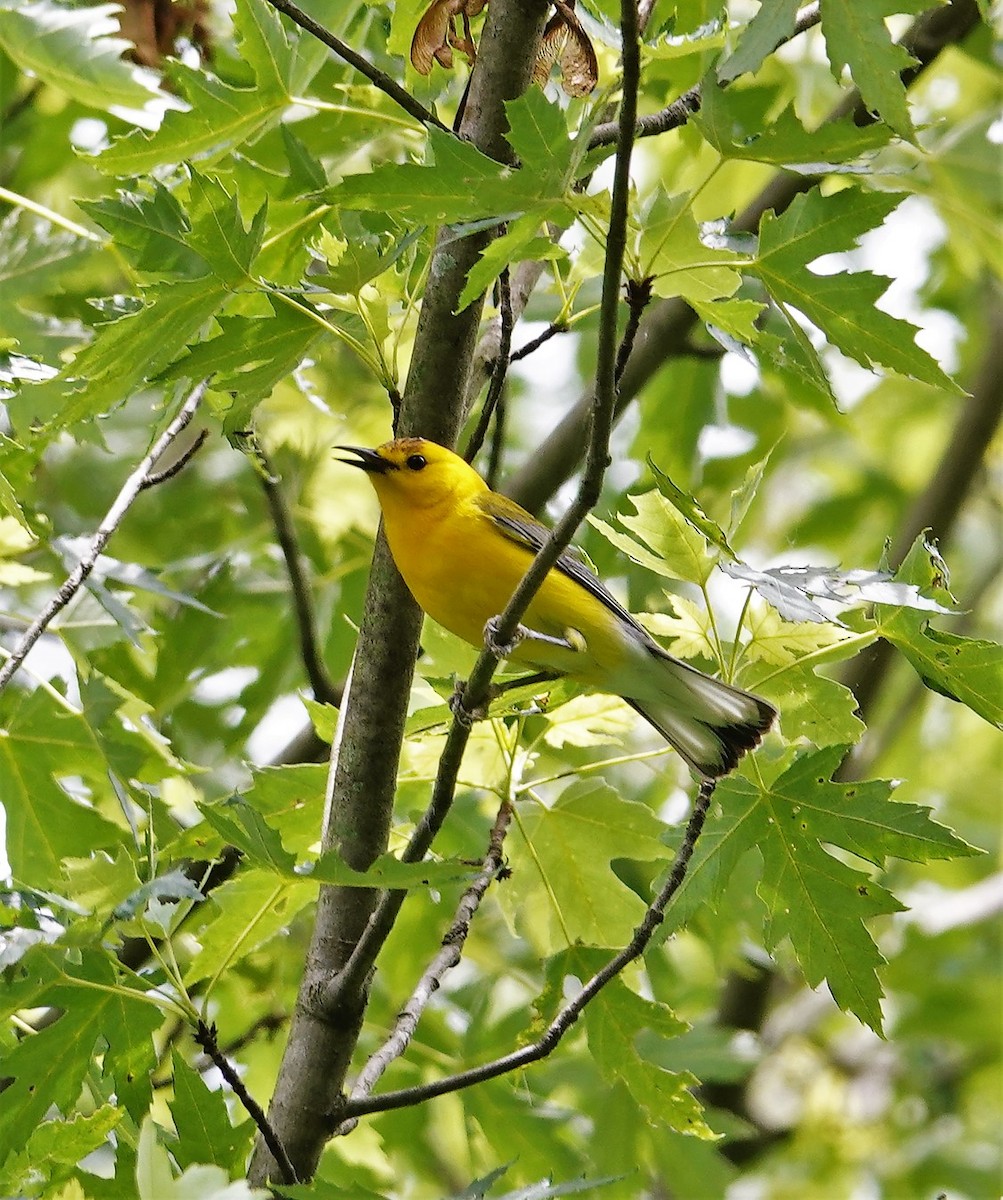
<box><xmin>0</xmin><ymin>381</ymin><xmax>207</xmax><ymax>694</ymax></box>
<box><xmin>138</xmin><ymin>428</ymin><xmax>209</xmax><ymax>490</ymax></box>
<box><xmin>587</xmin><ymin>5</ymin><xmax>821</xmax><ymax>150</ymax></box>
<box><xmin>263</xmin><ymin>0</ymin><xmax>447</xmax><ymax>133</ymax></box>
<box><xmin>339</xmin><ymin>778</ymin><xmax>715</xmax><ymax>1119</ymax></box>
<box><xmin>509</xmin><ymin>1</ymin><xmax>979</xmax><ymax>516</ymax></box>
<box><xmin>464</xmin><ymin>267</ymin><xmax>514</xmax><ymax>463</ymax></box>
<box><xmin>321</xmin><ymin>0</ymin><xmax>643</xmax><ymax>1019</ymax></box>
<box><xmin>255</xmin><ymin>443</ymin><xmax>342</xmax><ymax>707</ymax></box>
<box><xmin>486</xmin><ymin>392</ymin><xmax>507</xmax><ymax>490</ymax></box>
<box><xmin>615</xmin><ymin>277</ymin><xmax>653</xmax><ymax>384</ymax></box>
<box><xmin>336</xmin><ymin>798</ymin><xmax>514</xmax><ymax>1133</ymax></box>
<box><xmin>194</xmin><ymin>1020</ymin><xmax>298</xmax><ymax>1185</ymax></box>
<box><xmin>508</xmin><ymin>320</ymin><xmax>569</xmax><ymax>364</ymax></box>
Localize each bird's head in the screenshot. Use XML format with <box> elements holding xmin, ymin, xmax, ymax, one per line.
<box><xmin>336</xmin><ymin>437</ymin><xmax>486</xmax><ymax>511</ymax></box>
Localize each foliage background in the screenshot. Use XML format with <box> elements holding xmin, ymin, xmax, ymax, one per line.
<box><xmin>0</xmin><ymin>0</ymin><xmax>1000</xmax><ymax>1197</ymax></box>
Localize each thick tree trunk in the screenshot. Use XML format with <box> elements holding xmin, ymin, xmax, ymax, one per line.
<box><xmin>248</xmin><ymin>0</ymin><xmax>549</xmax><ymax>1184</ymax></box>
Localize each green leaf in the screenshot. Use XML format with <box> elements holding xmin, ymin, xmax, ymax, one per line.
<box><xmin>136</xmin><ymin>1114</ymin><xmax>274</xmax><ymax>1199</ymax></box>
<box><xmin>819</xmin><ymin>0</ymin><xmax>927</xmax><ymax>140</ymax></box>
<box><xmin>169</xmin><ymin>1051</ymin><xmax>254</xmax><ymax>1172</ymax></box>
<box><xmin>717</xmin><ymin>0</ymin><xmax>800</xmax><ymax>83</ymax></box>
<box><xmin>751</xmin><ymin>778</ymin><xmax>899</xmax><ymax>1031</ymax></box>
<box><xmin>541</xmin><ymin>693</ymin><xmax>636</xmax><ymax>748</ymax></box>
<box><xmin>113</xmin><ymin>870</ymin><xmax>205</xmax><ymax>923</ymax></box>
<box><xmin>879</xmin><ymin>537</ymin><xmax>1003</xmax><ymax>728</ymax></box>
<box><xmin>0</xmin><ymin>0</ymin><xmax>165</xmax><ymax>113</ymax></box>
<box><xmin>62</xmin><ymin>847</ymin><xmax>142</xmax><ymax>918</ymax></box>
<box><xmin>0</xmin><ymin>948</ymin><xmax>162</xmax><ymax>1149</ymax></box>
<box><xmin>761</xmin><ymin>667</ymin><xmax>865</xmax><ymax>749</ymax></box>
<box><xmin>327</xmin><ymin>91</ymin><xmax>578</xmax><ymax>241</ymax></box>
<box><xmin>0</xmin><ymin>690</ymin><xmax>124</xmax><ymax>887</ymax></box>
<box><xmin>635</xmin><ymin>596</ymin><xmax>718</xmax><ymax>662</ymax></box>
<box><xmin>781</xmin><ymin>748</ymin><xmax>978</xmax><ymax>868</ymax></box>
<box><xmin>94</xmin><ymin>0</ymin><xmax>298</xmax><ymax>174</ymax></box>
<box><xmin>636</xmin><ymin>189</ymin><xmax>744</xmax><ymax>304</ymax></box>
<box><xmin>660</xmin><ymin>794</ymin><xmax>761</xmax><ymax>932</ymax></box>
<box><xmin>184</xmin><ymin>870</ymin><xmax>315</xmax><ymax>985</ymax></box>
<box><xmin>690</xmin><ymin>295</ymin><xmax>765</xmax><ymax>346</ymax></box>
<box><xmin>33</xmin><ymin>279</ymin><xmax>224</xmax><ymax>429</ymax></box>
<box><xmin>728</xmin><ymin>450</ymin><xmax>773</xmax><ymax>535</ymax></box>
<box><xmin>237</xmin><ymin>763</ymin><xmax>331</xmax><ymax>850</ymax></box>
<box><xmin>308</xmin><ymin>851</ymin><xmax>478</xmax><ymax>889</ymax></box>
<box><xmin>198</xmin><ymin>796</ymin><xmax>296</xmax><ymax>874</ymax></box>
<box><xmin>668</xmin><ymin>745</ymin><xmax>974</xmax><ymax>1029</ymax></box>
<box><xmin>500</xmin><ymin>780</ymin><xmax>668</xmax><ymax>952</ymax></box>
<box><xmin>889</xmin><ymin>625</ymin><xmax>1003</xmax><ymax>727</ymax></box>
<box><xmin>457</xmin><ymin>211</ymin><xmax>566</xmax><ymax>312</ymax></box>
<box><xmin>537</xmin><ymin>947</ymin><xmax>710</xmax><ymax>1137</ymax></box>
<box><xmin>755</xmin><ymin>316</ymin><xmax>839</xmax><ymax>411</ymax></box>
<box><xmin>197</xmin><ymin>795</ymin><xmax>476</xmax><ymax>888</ymax></box>
<box><xmin>330</xmin><ymin>125</ymin><xmax>568</xmax><ymax>225</ymax></box>
<box><xmin>0</xmin><ymin>1105</ymin><xmax>124</xmax><ymax>1196</ymax></box>
<box><xmin>80</xmin><ymin>183</ymin><xmax>209</xmax><ymax>278</ymax></box>
<box><xmin>185</xmin><ymin>168</ymin><xmax>266</xmax><ymax>288</ymax></box>
<box><xmin>587</xmin><ymin>975</ymin><xmax>711</xmax><ymax>1137</ymax></box>
<box><xmin>163</xmin><ymin>300</ymin><xmax>322</xmax><ymax>429</ymax></box>
<box><xmin>504</xmin><ymin>87</ymin><xmax>579</xmax><ymax>189</ymax></box>
<box><xmin>741</xmin><ymin>605</ymin><xmax>854</xmax><ymax>666</ymax></box>
<box><xmin>311</xmin><ymin>215</ymin><xmax>420</xmax><ymax>295</ymax></box>
<box><xmin>0</xmin><ymin>209</ymin><xmax>98</xmax><ymax>296</ymax></box>
<box><xmin>647</xmin><ymin>456</ymin><xmax>736</xmax><ymax>559</ymax></box>
<box><xmin>697</xmin><ymin>78</ymin><xmax>891</xmax><ymax>167</ymax></box>
<box><xmin>592</xmin><ymin>490</ymin><xmax>716</xmax><ymax>586</ymax></box>
<box><xmin>754</xmin><ymin>188</ymin><xmax>961</xmax><ymax>392</ymax></box>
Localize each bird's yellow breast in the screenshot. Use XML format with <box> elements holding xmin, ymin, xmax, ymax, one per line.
<box><xmin>378</xmin><ymin>491</ymin><xmax>628</xmax><ymax>683</ymax></box>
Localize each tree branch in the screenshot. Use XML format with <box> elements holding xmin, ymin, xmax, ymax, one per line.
<box><xmin>248</xmin><ymin>1</ymin><xmax>552</xmax><ymax>1184</ymax></box>
<box><xmin>506</xmin><ymin>0</ymin><xmax>984</xmax><ymax>513</ymax></box>
<box><xmin>464</xmin><ymin>265</ymin><xmax>514</xmax><ymax>464</ymax></box>
<box><xmin>263</xmin><ymin>0</ymin><xmax>447</xmax><ymax>133</ymax></box>
<box><xmin>320</xmin><ymin>0</ymin><xmax>643</xmax><ymax>1026</ymax></box>
<box><xmin>194</xmin><ymin>1020</ymin><xmax>298</xmax><ymax>1185</ymax></box>
<box><xmin>0</xmin><ymin>381</ymin><xmax>207</xmax><ymax>694</ymax></box>
<box><xmin>838</xmin><ymin>299</ymin><xmax>1003</xmax><ymax>737</ymax></box>
<box><xmin>339</xmin><ymin>777</ymin><xmax>716</xmax><ymax>1120</ymax></box>
<box><xmin>616</xmin><ymin>276</ymin><xmax>653</xmax><ymax>384</ymax></box>
<box><xmin>255</xmin><ymin>444</ymin><xmax>342</xmax><ymax>707</ymax></box>
<box><xmin>587</xmin><ymin>4</ymin><xmax>821</xmax><ymax>150</ymax></box>
<box><xmin>138</xmin><ymin>427</ymin><xmax>208</xmax><ymax>489</ymax></box>
<box><xmin>508</xmin><ymin>319</ymin><xmax>569</xmax><ymax>363</ymax></box>
<box><xmin>337</xmin><ymin>797</ymin><xmax>514</xmax><ymax>1131</ymax></box>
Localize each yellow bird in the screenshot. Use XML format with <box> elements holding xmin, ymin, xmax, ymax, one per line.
<box><xmin>339</xmin><ymin>437</ymin><xmax>775</xmax><ymax>778</ymax></box>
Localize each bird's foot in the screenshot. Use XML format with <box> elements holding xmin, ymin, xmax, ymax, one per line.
<box><xmin>483</xmin><ymin>615</ymin><xmax>526</xmax><ymax>660</ymax></box>
<box><xmin>449</xmin><ymin>678</ymin><xmax>497</xmax><ymax>727</ymax></box>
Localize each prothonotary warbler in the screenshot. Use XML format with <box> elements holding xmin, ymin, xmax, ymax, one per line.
<box><xmin>339</xmin><ymin>437</ymin><xmax>776</xmax><ymax>778</ymax></box>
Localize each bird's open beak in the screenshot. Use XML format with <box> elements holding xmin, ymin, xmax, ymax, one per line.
<box><xmin>335</xmin><ymin>445</ymin><xmax>393</xmax><ymax>473</ymax></box>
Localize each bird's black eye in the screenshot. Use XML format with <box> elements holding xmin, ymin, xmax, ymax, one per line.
<box><xmin>405</xmin><ymin>454</ymin><xmax>427</xmax><ymax>471</ymax></box>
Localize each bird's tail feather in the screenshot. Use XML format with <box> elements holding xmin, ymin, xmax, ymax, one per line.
<box><xmin>625</xmin><ymin>646</ymin><xmax>776</xmax><ymax>779</ymax></box>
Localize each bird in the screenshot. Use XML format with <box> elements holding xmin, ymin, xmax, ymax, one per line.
<box><xmin>338</xmin><ymin>437</ymin><xmax>776</xmax><ymax>778</ymax></box>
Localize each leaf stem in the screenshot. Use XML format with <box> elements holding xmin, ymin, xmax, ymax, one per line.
<box><xmin>727</xmin><ymin>587</ymin><xmax>755</xmax><ymax>681</ymax></box>
<box><xmin>520</xmin><ymin>745</ymin><xmax>673</xmax><ymax>790</ymax></box>
<box><xmin>0</xmin><ymin>184</ymin><xmax>102</xmax><ymax>242</ymax></box>
<box><xmin>269</xmin><ymin>290</ymin><xmax>387</xmax><ymax>385</ymax></box>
